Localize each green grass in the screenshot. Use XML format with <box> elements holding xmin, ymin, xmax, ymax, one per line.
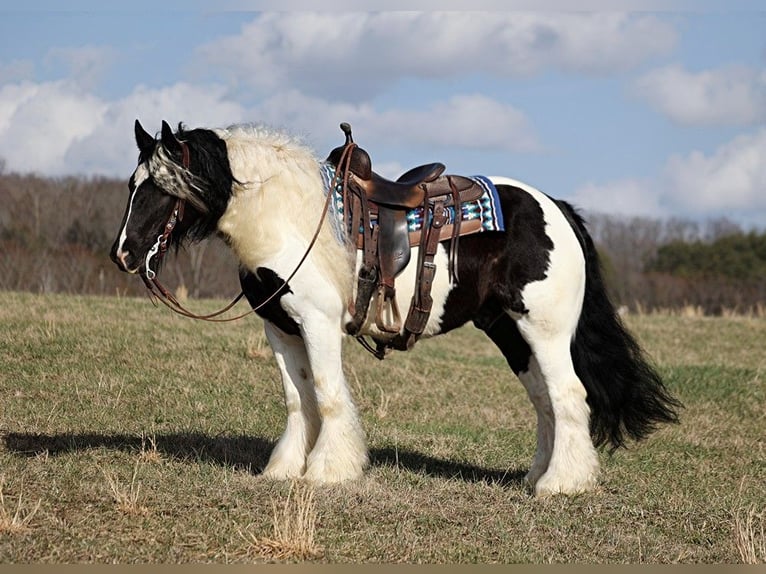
<box><xmin>0</xmin><ymin>291</ymin><xmax>764</xmax><ymax>563</ymax></box>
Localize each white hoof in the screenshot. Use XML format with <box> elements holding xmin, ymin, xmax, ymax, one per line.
<box><xmin>302</xmin><ymin>450</ymin><xmax>368</xmax><ymax>484</ymax></box>
<box><xmin>261</xmin><ymin>453</ymin><xmax>306</xmax><ymax>481</ymax></box>
<box><xmin>533</xmin><ymin>469</ymin><xmax>598</xmax><ymax>497</ymax></box>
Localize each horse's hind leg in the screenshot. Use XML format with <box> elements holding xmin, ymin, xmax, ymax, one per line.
<box><xmin>261</xmin><ymin>320</ymin><xmax>320</xmax><ymax>480</ymax></box>
<box><xmin>477</xmin><ymin>271</ymin><xmax>597</xmax><ymax>496</ymax></box>
<box><xmin>476</xmin><ymin>309</ymin><xmax>554</xmax><ymax>488</ymax></box>
<box><xmin>516</xmin><ymin>308</ymin><xmax>599</xmax><ymax>496</ymax></box>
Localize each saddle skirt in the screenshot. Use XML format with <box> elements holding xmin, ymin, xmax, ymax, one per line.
<box><xmin>319</xmin><ymin>163</ymin><xmax>505</xmax><ymax>247</ymax></box>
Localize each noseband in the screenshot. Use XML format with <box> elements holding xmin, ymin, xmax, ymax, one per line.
<box><xmin>139</xmin><ymin>139</ymin><xmax>354</xmax><ymax>323</ymax></box>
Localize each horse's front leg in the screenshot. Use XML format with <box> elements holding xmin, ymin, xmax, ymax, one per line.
<box><xmin>261</xmin><ymin>320</ymin><xmax>320</xmax><ymax>480</ymax></box>
<box><xmin>300</xmin><ymin>311</ymin><xmax>368</xmax><ymax>483</ymax></box>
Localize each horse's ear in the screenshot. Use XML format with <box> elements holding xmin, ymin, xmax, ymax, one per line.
<box><xmin>134</xmin><ymin>119</ymin><xmax>155</xmax><ymax>154</ymax></box>
<box><xmin>160</xmin><ymin>120</ymin><xmax>183</xmax><ymax>156</ymax></box>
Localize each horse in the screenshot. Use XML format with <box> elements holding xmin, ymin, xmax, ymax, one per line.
<box><xmin>110</xmin><ymin>119</ymin><xmax>681</xmax><ymax>497</ymax></box>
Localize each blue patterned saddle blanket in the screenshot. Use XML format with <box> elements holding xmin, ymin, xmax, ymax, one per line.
<box><xmin>319</xmin><ymin>163</ymin><xmax>505</xmax><ymax>245</ymax></box>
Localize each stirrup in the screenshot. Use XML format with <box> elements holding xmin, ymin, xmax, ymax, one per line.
<box><xmin>374</xmin><ymin>285</ymin><xmax>402</xmax><ymax>333</ymax></box>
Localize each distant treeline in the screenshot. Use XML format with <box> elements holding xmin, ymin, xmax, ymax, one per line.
<box><xmin>1</xmin><ymin>171</ymin><xmax>764</xmax><ymax>314</ymax></box>
<box><xmin>0</xmin><ymin>172</ymin><xmax>240</xmax><ymax>300</ymax></box>
<box><xmin>645</xmin><ymin>232</ymin><xmax>766</xmax><ymax>313</ymax></box>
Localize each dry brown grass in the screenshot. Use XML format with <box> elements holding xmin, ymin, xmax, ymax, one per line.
<box><xmin>1</xmin><ymin>292</ymin><xmax>764</xmax><ymax>562</ymax></box>
<box><xmin>735</xmin><ymin>506</ymin><xmax>765</xmax><ymax>564</ymax></box>
<box><xmin>734</xmin><ymin>479</ymin><xmax>766</xmax><ymax>564</ymax></box>
<box><xmin>242</xmin><ymin>481</ymin><xmax>323</xmax><ymax>562</ymax></box>
<box><xmin>245</xmin><ymin>331</ymin><xmax>272</xmax><ymax>360</ymax></box>
<box><xmin>102</xmin><ymin>462</ymin><xmax>149</xmax><ymax>516</ymax></box>
<box><xmin>138</xmin><ymin>432</ymin><xmax>162</xmax><ymax>464</ymax></box>
<box><xmin>0</xmin><ymin>477</ymin><xmax>41</xmax><ymax>534</ymax></box>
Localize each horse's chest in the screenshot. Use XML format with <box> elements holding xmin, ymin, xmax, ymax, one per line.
<box><xmin>239</xmin><ymin>268</ymin><xmax>301</xmax><ymax>336</ymax></box>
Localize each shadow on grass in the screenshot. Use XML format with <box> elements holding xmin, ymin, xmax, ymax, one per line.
<box><xmin>4</xmin><ymin>431</ymin><xmax>273</xmax><ymax>471</ymax></box>
<box><xmin>369</xmin><ymin>447</ymin><xmax>526</xmax><ymax>487</ymax></box>
<box><xmin>3</xmin><ymin>431</ymin><xmax>527</xmax><ymax>487</ymax></box>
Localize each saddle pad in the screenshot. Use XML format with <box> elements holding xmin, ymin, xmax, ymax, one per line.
<box><xmin>319</xmin><ymin>163</ymin><xmax>505</xmax><ymax>244</ymax></box>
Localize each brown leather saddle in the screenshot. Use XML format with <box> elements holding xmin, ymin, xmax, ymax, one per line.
<box><xmin>326</xmin><ymin>123</ymin><xmax>486</xmax><ymax>358</ymax></box>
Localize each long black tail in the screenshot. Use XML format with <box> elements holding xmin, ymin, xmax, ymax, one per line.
<box><xmin>558</xmin><ymin>201</ymin><xmax>682</xmax><ymax>450</ymax></box>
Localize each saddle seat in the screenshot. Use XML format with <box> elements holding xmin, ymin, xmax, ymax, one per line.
<box><xmin>364</xmin><ymin>162</ymin><xmax>445</xmax><ymax>209</ymax></box>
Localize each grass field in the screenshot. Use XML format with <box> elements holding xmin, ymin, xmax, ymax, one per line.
<box><xmin>0</xmin><ymin>291</ymin><xmax>764</xmax><ymax>563</ymax></box>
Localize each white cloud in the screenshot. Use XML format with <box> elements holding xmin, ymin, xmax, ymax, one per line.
<box><xmin>370</xmin><ymin>160</ymin><xmax>406</xmax><ymax>181</ymax></box>
<box><xmin>68</xmin><ymin>83</ymin><xmax>249</xmax><ymax>175</ymax></box>
<box><xmin>0</xmin><ymin>80</ymin><xmax>248</xmax><ymax>176</ymax></box>
<box><xmin>0</xmin><ymin>59</ymin><xmax>35</xmax><ymax>84</ymax></box>
<box><xmin>0</xmin><ymin>79</ymin><xmax>536</xmax><ymax>177</ymax></box>
<box><xmin>570</xmin><ymin>178</ymin><xmax>664</xmax><ymax>218</ymax></box>
<box><xmin>635</xmin><ymin>64</ymin><xmax>766</xmax><ymax>126</ymax></box>
<box><xmin>663</xmin><ymin>128</ymin><xmax>766</xmax><ymax>215</ymax></box>
<box><xmin>365</xmin><ymin>94</ymin><xmax>540</xmax><ymax>152</ymax></box>
<box><xmin>572</xmin><ymin>129</ymin><xmax>766</xmax><ymax>222</ymax></box>
<box><xmin>253</xmin><ymin>90</ymin><xmax>539</xmax><ymax>153</ymax></box>
<box><xmin>197</xmin><ymin>12</ymin><xmax>676</xmax><ymax>101</ymax></box>
<box><xmin>0</xmin><ymin>81</ymin><xmax>108</xmax><ymax>175</ymax></box>
<box><xmin>224</xmin><ymin>0</ymin><xmax>686</xmax><ymax>7</ymax></box>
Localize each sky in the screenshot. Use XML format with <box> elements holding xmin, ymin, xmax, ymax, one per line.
<box><xmin>1</xmin><ymin>4</ymin><xmax>765</xmax><ymax>227</ymax></box>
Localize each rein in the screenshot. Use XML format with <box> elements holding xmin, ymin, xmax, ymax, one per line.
<box><xmin>140</xmin><ymin>139</ymin><xmax>357</xmax><ymax>322</ymax></box>
<box><xmin>141</xmin><ymin>195</ymin><xmax>251</xmax><ymax>322</ymax></box>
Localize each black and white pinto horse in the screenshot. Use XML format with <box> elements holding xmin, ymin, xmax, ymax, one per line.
<box><xmin>111</xmin><ymin>120</ymin><xmax>681</xmax><ymax>497</ymax></box>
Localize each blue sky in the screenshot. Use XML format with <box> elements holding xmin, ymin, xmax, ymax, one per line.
<box><xmin>1</xmin><ymin>6</ymin><xmax>765</xmax><ymax>227</ymax></box>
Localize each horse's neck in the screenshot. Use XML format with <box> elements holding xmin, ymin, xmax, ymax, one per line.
<box><xmin>221</xmin><ymin>128</ymin><xmax>318</xmax><ymax>181</ymax></box>
<box><xmin>217</xmin><ymin>138</ymin><xmax>329</xmax><ymax>271</ymax></box>
<box><xmin>226</xmin><ymin>145</ymin><xmax>279</xmax><ymax>190</ymax></box>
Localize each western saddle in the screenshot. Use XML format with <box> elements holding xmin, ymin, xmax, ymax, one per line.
<box><xmin>326</xmin><ymin>123</ymin><xmax>486</xmax><ymax>359</ymax></box>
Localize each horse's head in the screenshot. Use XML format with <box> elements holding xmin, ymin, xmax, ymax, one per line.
<box><xmin>110</xmin><ymin>120</ymin><xmax>233</xmax><ymax>275</ymax></box>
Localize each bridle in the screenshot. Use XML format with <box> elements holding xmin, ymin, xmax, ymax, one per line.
<box><xmin>139</xmin><ymin>138</ymin><xmax>357</xmax><ymax>323</ymax></box>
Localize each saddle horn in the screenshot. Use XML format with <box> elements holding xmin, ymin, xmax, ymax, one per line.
<box><xmin>340</xmin><ymin>122</ymin><xmax>353</xmax><ymax>144</ymax></box>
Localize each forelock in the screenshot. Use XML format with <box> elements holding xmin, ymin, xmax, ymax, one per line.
<box><xmin>146</xmin><ymin>145</ymin><xmax>209</xmax><ymax>213</ymax></box>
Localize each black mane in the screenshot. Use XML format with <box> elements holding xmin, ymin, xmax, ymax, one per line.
<box><xmin>174</xmin><ymin>124</ymin><xmax>234</xmax><ymax>243</ymax></box>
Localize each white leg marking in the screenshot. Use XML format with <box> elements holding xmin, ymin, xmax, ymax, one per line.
<box><xmin>242</xmin><ymin>241</ymin><xmax>365</xmax><ymax>483</ymax></box>
<box><xmin>299</xmin><ymin>311</ymin><xmax>368</xmax><ymax>484</ymax></box>
<box><xmin>261</xmin><ymin>321</ymin><xmax>320</xmax><ymax>480</ymax></box>
<box><xmin>521</xmin><ymin>332</ymin><xmax>599</xmax><ymax>497</ymax></box>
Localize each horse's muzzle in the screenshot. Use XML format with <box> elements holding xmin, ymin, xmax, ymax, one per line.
<box><xmin>110</xmin><ymin>244</ymin><xmax>139</xmax><ymax>274</ymax></box>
